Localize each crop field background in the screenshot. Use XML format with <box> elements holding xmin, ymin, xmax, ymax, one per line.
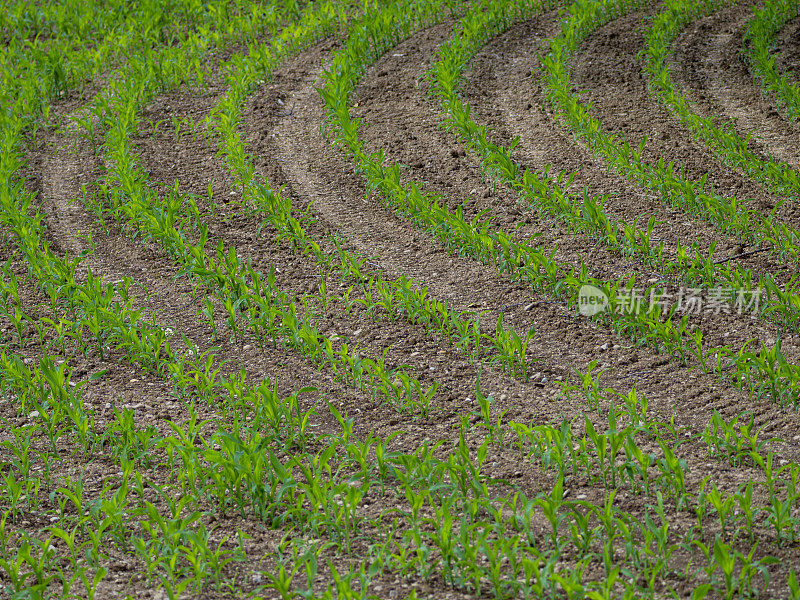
<box><xmin>4</xmin><ymin>0</ymin><xmax>800</xmax><ymax>597</ymax></box>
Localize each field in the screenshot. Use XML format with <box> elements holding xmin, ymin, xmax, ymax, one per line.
<box><xmin>3</xmin><ymin>0</ymin><xmax>800</xmax><ymax>597</ymax></box>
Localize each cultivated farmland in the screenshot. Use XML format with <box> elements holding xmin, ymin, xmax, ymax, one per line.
<box><xmin>3</xmin><ymin>0</ymin><xmax>800</xmax><ymax>597</ymax></box>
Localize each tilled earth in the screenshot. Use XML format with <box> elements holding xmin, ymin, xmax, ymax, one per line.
<box><xmin>8</xmin><ymin>0</ymin><xmax>800</xmax><ymax>597</ymax></box>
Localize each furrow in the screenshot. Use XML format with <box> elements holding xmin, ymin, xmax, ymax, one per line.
<box><xmin>774</xmin><ymin>14</ymin><xmax>800</xmax><ymax>75</ymax></box>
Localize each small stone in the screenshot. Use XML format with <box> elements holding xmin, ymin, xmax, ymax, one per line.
<box><xmin>601</xmin><ymin>343</ymin><xmax>608</xmax><ymax>350</ymax></box>
<box><xmin>500</xmin><ymin>394</ymin><xmax>508</xmax><ymax>401</ymax></box>
<box><xmin>111</xmin><ymin>560</ymin><xmax>129</xmax><ymax>572</ymax></box>
<box><xmin>28</xmin><ymin>411</ymin><xmax>39</xmax><ymax>419</ymax></box>
<box><xmin>352</xmin><ymin>329</ymin><xmax>362</xmax><ymax>337</ymax></box>
<box><xmin>243</xmin><ymin>344</ymin><xmax>252</xmax><ymax>351</ymax></box>
<box><xmin>252</xmin><ymin>573</ymin><xmax>263</xmax><ymax>584</ymax></box>
<box><xmin>524</xmin><ymin>302</ymin><xmax>536</xmax><ymax>311</ymax></box>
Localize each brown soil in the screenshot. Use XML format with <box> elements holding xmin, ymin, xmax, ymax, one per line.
<box><xmin>774</xmin><ymin>15</ymin><xmax>800</xmax><ymax>78</ymax></box>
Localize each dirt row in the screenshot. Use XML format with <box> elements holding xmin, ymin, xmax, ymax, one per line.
<box><xmin>774</xmin><ymin>14</ymin><xmax>800</xmax><ymax>88</ymax></box>
<box><xmin>464</xmin><ymin>9</ymin><xmax>749</xmax><ymax>260</ymax></box>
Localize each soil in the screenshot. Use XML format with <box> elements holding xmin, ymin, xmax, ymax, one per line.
<box><xmin>774</xmin><ymin>15</ymin><xmax>800</xmax><ymax>80</ymax></box>
<box><xmin>8</xmin><ymin>1</ymin><xmax>800</xmax><ymax>598</ymax></box>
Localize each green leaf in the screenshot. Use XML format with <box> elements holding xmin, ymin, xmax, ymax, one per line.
<box><xmin>692</xmin><ymin>584</ymin><xmax>713</xmax><ymax>600</ymax></box>
<box><xmin>88</xmin><ymin>370</ymin><xmax>107</xmax><ymax>382</ymax></box>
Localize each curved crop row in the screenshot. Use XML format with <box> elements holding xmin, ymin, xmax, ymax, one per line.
<box><xmin>0</xmin><ymin>1</ymin><xmax>280</xmax><ymax>384</ymax></box>
<box><xmin>4</xmin><ymin>0</ymin><xmax>800</xmax><ymax>597</ymax></box>
<box><xmin>322</xmin><ymin>0</ymin><xmax>800</xmax><ymax>409</ymax></box>
<box><xmin>0</xmin><ymin>5</ymin><xmax>333</xmax><ymax>594</ymax></box>
<box><xmin>86</xmin><ymin>1</ymin><xmax>456</xmax><ymax>419</ymax></box>
<box><xmin>197</xmin><ymin>2</ymin><xmax>800</xmax><ymax>595</ymax></box>
<box><xmin>204</xmin><ymin>1</ymin><xmax>549</xmax><ymax>385</ymax></box>
<box><xmin>744</xmin><ymin>0</ymin><xmax>800</xmax><ymax>120</ymax></box>
<box><xmin>303</xmin><ymin>0</ymin><xmax>800</xmax><ymax>594</ymax></box>
<box><xmin>428</xmin><ymin>0</ymin><xmax>800</xmax><ymax>339</ymax></box>
<box><xmin>644</xmin><ymin>0</ymin><xmax>800</xmax><ymax>201</ymax></box>
<box><xmin>537</xmin><ymin>0</ymin><xmax>800</xmax><ymax>331</ymax></box>
<box><xmin>540</xmin><ymin>0</ymin><xmax>800</xmax><ymax>268</ymax></box>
